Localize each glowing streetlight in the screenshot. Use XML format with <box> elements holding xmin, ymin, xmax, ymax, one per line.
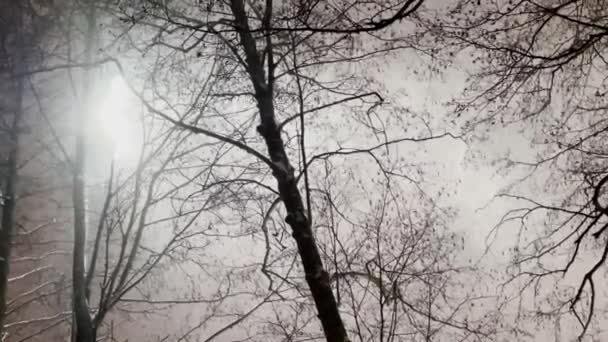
<box><xmin>96</xmin><ymin>75</ymin><xmax>138</xmax><ymax>160</ymax></box>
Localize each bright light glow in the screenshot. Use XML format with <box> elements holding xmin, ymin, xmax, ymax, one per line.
<box><xmin>97</xmin><ymin>75</ymin><xmax>139</xmax><ymax>160</ymax></box>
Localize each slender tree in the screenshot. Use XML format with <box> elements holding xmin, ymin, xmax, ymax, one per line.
<box><xmin>104</xmin><ymin>0</ymin><xmax>482</xmax><ymax>341</ymax></box>
<box><xmin>70</xmin><ymin>0</ymin><xmax>98</xmax><ymax>338</ymax></box>
<box><xmin>0</xmin><ymin>1</ymin><xmax>61</xmax><ymax>339</ymax></box>
<box><xmin>0</xmin><ymin>2</ymin><xmax>25</xmax><ymax>337</ymax></box>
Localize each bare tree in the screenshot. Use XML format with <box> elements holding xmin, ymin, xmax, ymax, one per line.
<box><xmin>321</xmin><ymin>182</ymin><xmax>492</xmax><ymax>341</ymax></box>
<box><xmin>430</xmin><ymin>0</ymin><xmax>608</xmax><ymax>339</ymax></box>
<box><xmin>0</xmin><ymin>1</ymin><xmax>235</xmax><ymax>340</ymax></box>
<box><xmin>95</xmin><ymin>0</ymin><xmax>495</xmax><ymax>341</ymax></box>
<box><xmin>0</xmin><ymin>2</ymin><xmax>71</xmax><ymax>341</ymax></box>
<box><xmin>70</xmin><ymin>0</ymin><xmax>98</xmax><ymax>338</ymax></box>
<box><xmin>0</xmin><ymin>1</ymin><xmax>24</xmax><ymax>335</ymax></box>
<box><xmin>0</xmin><ymin>0</ymin><xmax>523</xmax><ymax>341</ymax></box>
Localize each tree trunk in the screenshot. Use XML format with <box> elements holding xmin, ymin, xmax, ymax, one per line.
<box><xmin>71</xmin><ymin>136</ymin><xmax>95</xmax><ymax>342</ymax></box>
<box><xmin>71</xmin><ymin>3</ymin><xmax>96</xmax><ymax>341</ymax></box>
<box><xmin>0</xmin><ymin>58</ymin><xmax>24</xmax><ymax>342</ymax></box>
<box><xmin>0</xmin><ymin>4</ymin><xmax>26</xmax><ymax>337</ymax></box>
<box><xmin>227</xmin><ymin>2</ymin><xmax>349</xmax><ymax>340</ymax></box>
<box><xmin>257</xmin><ymin>93</ymin><xmax>350</xmax><ymax>342</ymax></box>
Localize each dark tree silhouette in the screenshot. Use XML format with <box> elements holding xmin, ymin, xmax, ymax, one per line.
<box><xmin>107</xmin><ymin>0</ymin><xmax>441</xmax><ymax>341</ymax></box>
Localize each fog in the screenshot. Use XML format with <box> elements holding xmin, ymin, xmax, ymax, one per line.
<box><xmin>1</xmin><ymin>0</ymin><xmax>607</xmax><ymax>342</ymax></box>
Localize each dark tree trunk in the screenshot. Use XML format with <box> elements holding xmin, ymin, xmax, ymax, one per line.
<box><xmin>71</xmin><ymin>146</ymin><xmax>95</xmax><ymax>342</ymax></box>
<box><xmin>219</xmin><ymin>1</ymin><xmax>350</xmax><ymax>340</ymax></box>
<box><xmin>0</xmin><ymin>66</ymin><xmax>23</xmax><ymax>342</ymax></box>
<box><xmin>71</xmin><ymin>3</ymin><xmax>96</xmax><ymax>341</ymax></box>
<box><xmin>256</xmin><ymin>92</ymin><xmax>350</xmax><ymax>342</ymax></box>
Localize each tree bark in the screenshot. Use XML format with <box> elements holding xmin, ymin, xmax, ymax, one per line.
<box><xmin>258</xmin><ymin>93</ymin><xmax>350</xmax><ymax>342</ymax></box>
<box><xmin>71</xmin><ymin>135</ymin><xmax>95</xmax><ymax>342</ymax></box>
<box><xmin>71</xmin><ymin>3</ymin><xmax>96</xmax><ymax>341</ymax></box>
<box><xmin>0</xmin><ymin>4</ymin><xmax>26</xmax><ymax>337</ymax></box>
<box><xmin>228</xmin><ymin>1</ymin><xmax>349</xmax><ymax>340</ymax></box>
<box><xmin>0</xmin><ymin>56</ymin><xmax>24</xmax><ymax>342</ymax></box>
